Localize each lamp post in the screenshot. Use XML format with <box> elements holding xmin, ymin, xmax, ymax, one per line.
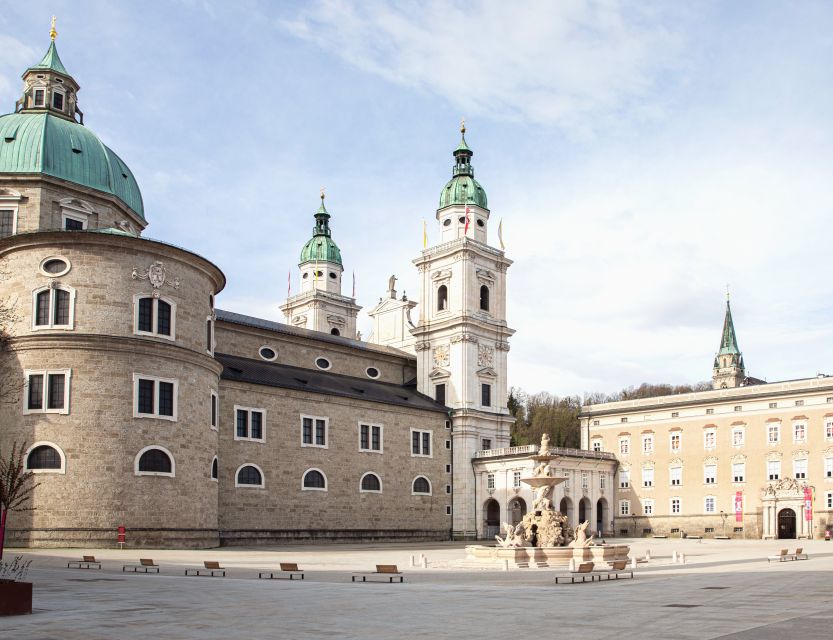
<box><xmin>720</xmin><ymin>510</ymin><xmax>727</xmax><ymax>537</ymax></box>
<box><xmin>632</xmin><ymin>513</ymin><xmax>637</xmax><ymax>538</ymax></box>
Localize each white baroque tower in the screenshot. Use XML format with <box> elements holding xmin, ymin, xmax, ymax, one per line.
<box><xmin>281</xmin><ymin>194</ymin><xmax>361</xmax><ymax>338</ymax></box>
<box><xmin>412</xmin><ymin>124</ymin><xmax>515</xmax><ymax>538</ymax></box>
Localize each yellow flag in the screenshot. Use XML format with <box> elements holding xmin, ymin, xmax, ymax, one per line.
<box><xmin>498</xmin><ymin>218</ymin><xmax>505</xmax><ymax>250</ymax></box>
<box><xmin>423</xmin><ymin>219</ymin><xmax>427</xmax><ymax>248</ymax></box>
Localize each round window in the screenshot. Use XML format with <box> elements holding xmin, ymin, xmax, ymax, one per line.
<box><xmin>458</xmin><ymin>216</ymin><xmax>466</xmax><ymax>224</ymax></box>
<box><xmin>302</xmin><ymin>272</ymin><xmax>308</xmax><ymax>279</ymax></box>
<box><xmin>443</xmin><ymin>218</ymin><xmax>451</xmax><ymax>227</ymax></box>
<box><xmin>315</xmin><ymin>357</ymin><xmax>331</xmax><ymax>370</ymax></box>
<box><xmin>315</xmin><ymin>271</ymin><xmax>323</xmax><ymax>278</ymax></box>
<box><xmin>39</xmin><ymin>256</ymin><xmax>71</xmax><ymax>277</ymax></box>
<box><xmin>476</xmin><ymin>219</ymin><xmax>484</xmax><ymax>227</ymax></box>
<box><xmin>329</xmin><ymin>272</ymin><xmax>337</xmax><ymax>279</ymax></box>
<box><xmin>366</xmin><ymin>367</ymin><xmax>380</xmax><ymax>379</ymax></box>
<box><xmin>259</xmin><ymin>347</ymin><xmax>277</xmax><ymax>361</ymax></box>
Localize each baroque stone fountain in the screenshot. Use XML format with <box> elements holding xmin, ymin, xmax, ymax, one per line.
<box><xmin>465</xmin><ymin>434</ymin><xmax>630</xmax><ymax>568</ymax></box>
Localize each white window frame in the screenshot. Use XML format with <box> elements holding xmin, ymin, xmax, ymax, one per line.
<box><xmin>619</xmin><ymin>500</ymin><xmax>630</xmax><ymax>516</ymax></box>
<box><xmin>61</xmin><ymin>210</ymin><xmax>89</xmax><ymax>230</ymax></box>
<box><xmin>412</xmin><ymin>475</ymin><xmax>432</xmax><ymax>496</ymax></box>
<box><xmin>486</xmin><ymin>473</ymin><xmax>495</xmax><ymax>490</ymax></box>
<box><xmin>23</xmin><ymin>369</ymin><xmax>71</xmax><ymax>415</ymax></box>
<box><xmin>234</xmin><ymin>406</ymin><xmax>266</xmax><ymax>443</ymax></box>
<box><xmin>301</xmin><ymin>467</ymin><xmax>327</xmax><ymax>492</ymax></box>
<box><xmin>703</xmin><ymin>428</ymin><xmax>716</xmax><ymax>450</ymax></box>
<box><xmin>210</xmin><ymin>455</ymin><xmax>218</xmax><ymax>482</ymax></box>
<box><xmin>410</xmin><ymin>428</ymin><xmax>433</xmax><ymax>458</ymax></box>
<box><xmin>51</xmin><ymin>87</ymin><xmax>66</xmax><ymax>111</ymax></box>
<box><xmin>513</xmin><ymin>470</ymin><xmax>522</xmax><ymax>488</ymax></box>
<box><xmin>619</xmin><ymin>469</ymin><xmax>630</xmax><ymax>489</ymax></box>
<box><xmin>825</xmin><ymin>457</ymin><xmax>833</xmax><ymax>480</ymax></box>
<box><xmin>767</xmin><ymin>459</ymin><xmax>781</xmax><ymax>481</ymax></box>
<box><xmin>206</xmin><ymin>315</ymin><xmax>214</xmax><ymax>356</ymax></box>
<box><xmin>794</xmin><ymin>458</ymin><xmax>808</xmax><ymax>480</ymax></box>
<box><xmin>732</xmin><ymin>427</ymin><xmax>745</xmax><ymax>447</ymax></box>
<box><xmin>827</xmin><ymin>491</ymin><xmax>833</xmax><ymax>509</ymax></box>
<box><xmin>642</xmin><ymin>434</ymin><xmax>654</xmax><ymax>455</ymax></box>
<box><xmin>258</xmin><ymin>345</ymin><xmax>278</xmax><ymax>361</ymax></box>
<box><xmin>358</xmin><ymin>421</ymin><xmax>384</xmax><ymax>453</ymax></box>
<box><xmin>670</xmin><ymin>466</ymin><xmax>682</xmax><ymax>486</ymax></box>
<box><xmin>0</xmin><ymin>204</ymin><xmax>19</xmax><ymax>237</ymax></box>
<box><xmin>301</xmin><ymin>414</ymin><xmax>328</xmax><ymax>448</ymax></box>
<box><xmin>24</xmin><ymin>441</ymin><xmax>66</xmax><ymax>474</ymax></box>
<box><xmin>591</xmin><ymin>439</ymin><xmax>602</xmax><ymax>452</ymax></box>
<box><xmin>670</xmin><ymin>432</ymin><xmax>681</xmax><ymax>452</ymax></box>
<box><xmin>643</xmin><ymin>499</ymin><xmax>654</xmax><ymax>516</ymax></box>
<box><xmin>793</xmin><ymin>421</ymin><xmax>807</xmax><ymax>443</ymax></box>
<box><xmin>235</xmin><ymin>462</ymin><xmax>265</xmax><ymax>489</ymax></box>
<box><xmin>670</xmin><ymin>497</ymin><xmax>681</xmax><ymax>514</ymax></box>
<box><xmin>134</xmin><ymin>445</ymin><xmax>176</xmax><ymax>478</ymax></box>
<box><xmin>210</xmin><ymin>389</ymin><xmax>218</xmax><ymax>431</ymax></box>
<box><xmin>133</xmin><ymin>294</ymin><xmax>176</xmax><ymax>341</ymax></box>
<box><xmin>33</xmin><ymin>88</ymin><xmax>46</xmax><ymax>107</ymax></box>
<box><xmin>599</xmin><ymin>473</ymin><xmax>606</xmax><ymax>490</ymax></box>
<box><xmin>768</xmin><ymin>423</ymin><xmax>781</xmax><ymax>445</ymax></box>
<box><xmin>581</xmin><ymin>471</ymin><xmax>589</xmax><ymax>489</ymax></box>
<box><xmin>704</xmin><ymin>464</ymin><xmax>717</xmax><ymax>485</ymax></box>
<box><xmin>31</xmin><ymin>284</ymin><xmax>76</xmax><ymax>330</ymax></box>
<box><xmin>359</xmin><ymin>471</ymin><xmax>383</xmax><ymax>494</ymax></box>
<box><xmin>826</xmin><ymin>418</ymin><xmax>833</xmax><ymax>440</ymax></box>
<box><xmin>704</xmin><ymin>496</ymin><xmax>716</xmax><ymax>513</ymax></box>
<box><xmin>618</xmin><ymin>437</ymin><xmax>630</xmax><ymax>455</ymax></box>
<box><xmin>733</xmin><ymin>462</ymin><xmax>745</xmax><ymax>483</ymax></box>
<box><xmin>133</xmin><ymin>374</ymin><xmax>178</xmax><ymax>421</ymax></box>
<box><xmin>642</xmin><ymin>467</ymin><xmax>654</xmax><ymax>488</ymax></box>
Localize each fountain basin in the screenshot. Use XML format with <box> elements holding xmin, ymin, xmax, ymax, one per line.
<box><xmin>464</xmin><ymin>544</ymin><xmax>630</xmax><ymax>568</ymax></box>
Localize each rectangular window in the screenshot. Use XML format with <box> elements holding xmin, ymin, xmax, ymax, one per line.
<box><xmin>642</xmin><ymin>435</ymin><xmax>653</xmax><ymax>454</ymax></box>
<box><xmin>670</xmin><ymin>433</ymin><xmax>680</xmax><ymax>451</ymax></box>
<box><xmin>600</xmin><ymin>473</ymin><xmax>606</xmax><ymax>489</ymax></box>
<box><xmin>134</xmin><ymin>296</ymin><xmax>174</xmax><ymax>339</ymax></box>
<box><xmin>734</xmin><ymin>405</ymin><xmax>742</xmax><ymax>412</ymax></box>
<box><xmin>27</xmin><ymin>373</ymin><xmax>44</xmax><ymax>410</ymax></box>
<box><xmin>827</xmin><ymin>492</ymin><xmax>833</xmax><ymax>509</ymax></box>
<box><xmin>34</xmin><ymin>287</ymin><xmax>73</xmax><ymax>329</ymax></box>
<box><xmin>435</xmin><ymin>383</ymin><xmax>446</xmax><ymax>405</ymax></box>
<box><xmin>768</xmin><ymin>423</ymin><xmax>780</xmax><ymax>444</ymax></box>
<box><xmin>794</xmin><ymin>459</ymin><xmax>807</xmax><ymax>480</ymax></box>
<box><xmin>235</xmin><ymin>407</ymin><xmax>266</xmax><ymax>442</ymax></box>
<box><xmin>411</xmin><ymin>429</ymin><xmax>432</xmax><ymax>457</ymax></box>
<box><xmin>52</xmin><ymin>91</ymin><xmax>64</xmax><ymax>110</ymax></box>
<box><xmin>670</xmin><ymin>466</ymin><xmax>682</xmax><ymax>486</ymax></box>
<box><xmin>133</xmin><ymin>375</ymin><xmax>177</xmax><ymax>420</ymax></box>
<box><xmin>733</xmin><ymin>463</ymin><xmax>745</xmax><ymax>483</ymax></box>
<box><xmin>619</xmin><ymin>469</ymin><xmax>630</xmax><ymax>489</ymax></box>
<box><xmin>513</xmin><ymin>471</ymin><xmax>522</xmax><ymax>488</ymax></box>
<box><xmin>446</xmin><ymin>464</ymin><xmax>452</xmax><ymax>473</ymax></box>
<box><xmin>706</xmin><ymin>408</ymin><xmax>714</xmax><ymax>415</ymax></box>
<box><xmin>0</xmin><ymin>210</ymin><xmax>14</xmax><ymax>238</ymax></box>
<box><xmin>642</xmin><ymin>467</ymin><xmax>654</xmax><ymax>488</ymax></box>
<box><xmin>621</xmin><ymin>417</ymin><xmax>628</xmax><ymax>423</ymax></box>
<box><xmin>826</xmin><ymin>419</ymin><xmax>833</xmax><ymax>440</ymax></box>
<box><xmin>481</xmin><ymin>438</ymin><xmax>492</xmax><ymax>451</ymax></box>
<box><xmin>24</xmin><ymin>371</ymin><xmax>69</xmax><ymax>413</ymax></box>
<box><xmin>593</xmin><ymin>419</ymin><xmax>600</xmax><ymax>426</ymax></box>
<box><xmin>42</xmin><ymin>372</ymin><xmax>62</xmax><ymax>410</ymax></box>
<box><xmin>704</xmin><ymin>464</ymin><xmax>717</xmax><ymax>484</ymax></box>
<box><xmin>671</xmin><ymin>412</ymin><xmax>679</xmax><ymax>418</ymax></box>
<box><xmin>481</xmin><ymin>383</ymin><xmax>491</xmax><ymax>407</ymax></box>
<box><xmin>33</xmin><ymin>89</ymin><xmax>45</xmax><ymax>107</ymax></box>
<box><xmin>359</xmin><ymin>423</ymin><xmax>383</xmax><ymax>452</ymax></box>
<box><xmin>315</xmin><ymin>419</ymin><xmax>326</xmax><ymax>445</ymax></box>
<box><xmin>592</xmin><ymin>440</ymin><xmax>601</xmax><ymax>452</ymax></box>
<box><xmin>769</xmin><ymin>402</ymin><xmax>777</xmax><ymax>409</ymax></box>
<box><xmin>795</xmin><ymin>399</ymin><xmax>804</xmax><ymax>407</ymax></box>
<box><xmin>157</xmin><ymin>302</ymin><xmax>171</xmax><ymax>336</ymax></box>
<box><xmin>210</xmin><ymin>391</ymin><xmax>218</xmax><ymax>430</ymax></box>
<box><xmin>64</xmin><ymin>217</ymin><xmax>84</xmax><ymax>231</ymax></box>
<box><xmin>643</xmin><ymin>500</ymin><xmax>654</xmax><ymax>516</ymax></box>
<box><xmin>138</xmin><ymin>298</ymin><xmax>153</xmax><ymax>332</ymax></box>
<box><xmin>581</xmin><ymin>471</ymin><xmax>589</xmax><ymax>489</ymax></box>
<box><xmin>619</xmin><ymin>500</ymin><xmax>630</xmax><ymax>516</ymax></box>
<box><xmin>619</xmin><ymin>437</ymin><xmax>630</xmax><ymax>455</ymax></box>
<box><xmin>768</xmin><ymin>460</ymin><xmax>781</xmax><ymax>481</ymax></box>
<box><xmin>825</xmin><ymin>458</ymin><xmax>833</xmax><ymax>479</ymax></box>
<box><xmin>671</xmin><ymin>498</ymin><xmax>681</xmax><ymax>514</ymax></box>
<box><xmin>487</xmin><ymin>473</ymin><xmax>495</xmax><ymax>490</ymax></box>
<box><xmin>206</xmin><ymin>318</ymin><xmax>213</xmax><ymax>353</ymax></box>
<box><xmin>303</xmin><ymin>417</ymin><xmax>312</xmax><ymax>444</ymax></box>
<box><xmin>793</xmin><ymin>422</ymin><xmax>806</xmax><ymax>442</ymax></box>
<box><xmin>704</xmin><ymin>430</ymin><xmax>716</xmax><ymax>449</ymax></box>
<box><xmin>732</xmin><ymin>428</ymin><xmax>744</xmax><ymax>447</ymax></box>
<box><xmin>705</xmin><ymin>497</ymin><xmax>716</xmax><ymax>513</ymax></box>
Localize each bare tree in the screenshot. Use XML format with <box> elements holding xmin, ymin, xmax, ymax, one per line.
<box><xmin>0</xmin><ymin>442</ymin><xmax>39</xmax><ymax>560</ymax></box>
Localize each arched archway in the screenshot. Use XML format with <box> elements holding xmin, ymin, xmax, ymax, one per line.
<box><xmin>596</xmin><ymin>498</ymin><xmax>609</xmax><ymax>536</ymax></box>
<box><xmin>508</xmin><ymin>497</ymin><xmax>527</xmax><ymax>526</ymax></box>
<box><xmin>578</xmin><ymin>497</ymin><xmax>591</xmax><ymax>524</ymax></box>
<box><xmin>484</xmin><ymin>498</ymin><xmax>500</xmax><ymax>540</ymax></box>
<box><xmin>559</xmin><ymin>497</ymin><xmax>574</xmax><ymax>527</ymax></box>
<box><xmin>778</xmin><ymin>508</ymin><xmax>796</xmax><ymax>539</ymax></box>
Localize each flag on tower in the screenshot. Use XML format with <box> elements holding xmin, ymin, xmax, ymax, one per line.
<box><xmin>498</xmin><ymin>218</ymin><xmax>505</xmax><ymax>250</ymax></box>
<box><xmin>423</xmin><ymin>219</ymin><xmax>427</xmax><ymax>248</ymax></box>
<box><xmin>287</xmin><ymin>269</ymin><xmax>291</xmax><ymax>297</ymax></box>
<box><xmin>464</xmin><ymin>204</ymin><xmax>470</xmax><ymax>236</ymax></box>
<box><xmin>352</xmin><ymin>271</ymin><xmax>356</xmax><ymax>298</ymax></box>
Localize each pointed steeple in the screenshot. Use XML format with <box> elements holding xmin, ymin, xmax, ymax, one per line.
<box><xmin>28</xmin><ymin>18</ymin><xmax>70</xmax><ymax>76</ymax></box>
<box><xmin>718</xmin><ymin>296</ymin><xmax>740</xmax><ymax>356</ymax></box>
<box><xmin>713</xmin><ymin>292</ymin><xmax>746</xmax><ymax>389</ymax></box>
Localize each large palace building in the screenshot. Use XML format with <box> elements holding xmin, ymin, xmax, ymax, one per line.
<box><xmin>581</xmin><ymin>299</ymin><xmax>833</xmax><ymax>540</ymax></box>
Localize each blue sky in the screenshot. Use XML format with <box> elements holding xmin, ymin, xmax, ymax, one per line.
<box><xmin>2</xmin><ymin>1</ymin><xmax>833</xmax><ymax>396</ymax></box>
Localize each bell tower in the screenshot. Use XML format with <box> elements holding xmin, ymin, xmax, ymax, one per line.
<box><xmin>411</xmin><ymin>124</ymin><xmax>515</xmax><ymax>539</ymax></box>
<box><xmin>280</xmin><ymin>193</ymin><xmax>361</xmax><ymax>338</ymax></box>
<box><xmin>712</xmin><ymin>293</ymin><xmax>746</xmax><ymax>389</ymax></box>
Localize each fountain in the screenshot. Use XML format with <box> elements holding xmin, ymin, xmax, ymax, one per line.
<box><xmin>465</xmin><ymin>434</ymin><xmax>630</xmax><ymax>567</ymax></box>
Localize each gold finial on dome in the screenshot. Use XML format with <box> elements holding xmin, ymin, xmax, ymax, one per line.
<box><xmin>460</xmin><ymin>117</ymin><xmax>466</xmax><ymax>135</ymax></box>
<box><xmin>320</xmin><ymin>186</ymin><xmax>325</xmax><ymax>201</ymax></box>
<box><xmin>726</xmin><ymin>284</ymin><xmax>730</xmax><ymax>302</ymax></box>
<box><xmin>50</xmin><ymin>16</ymin><xmax>58</xmax><ymax>41</ymax></box>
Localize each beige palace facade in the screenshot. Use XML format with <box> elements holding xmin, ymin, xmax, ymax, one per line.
<box><xmin>581</xmin><ymin>301</ymin><xmax>833</xmax><ymax>540</ymax></box>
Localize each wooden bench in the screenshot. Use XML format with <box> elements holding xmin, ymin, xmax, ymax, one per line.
<box><xmin>67</xmin><ymin>555</ymin><xmax>101</xmax><ymax>570</ymax></box>
<box><xmin>123</xmin><ymin>558</ymin><xmax>160</xmax><ymax>573</ymax></box>
<box><xmin>352</xmin><ymin>564</ymin><xmax>404</xmax><ymax>583</ymax></box>
<box><xmin>595</xmin><ymin>559</ymin><xmax>634</xmax><ymax>580</ymax></box>
<box><xmin>258</xmin><ymin>562</ymin><xmax>304</xmax><ymax>580</ymax></box>
<box><xmin>185</xmin><ymin>561</ymin><xmax>226</xmax><ymax>577</ymax></box>
<box><xmin>793</xmin><ymin>547</ymin><xmax>808</xmax><ymax>560</ymax></box>
<box><xmin>555</xmin><ymin>562</ymin><xmax>599</xmax><ymax>584</ymax></box>
<box><xmin>767</xmin><ymin>548</ymin><xmax>796</xmax><ymax>563</ymax></box>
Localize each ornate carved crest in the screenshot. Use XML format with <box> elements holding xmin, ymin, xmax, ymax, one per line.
<box><xmin>292</xmin><ymin>315</ymin><xmax>307</xmax><ymax>326</ymax></box>
<box><xmin>477</xmin><ymin>344</ymin><xmax>494</xmax><ymax>367</ymax></box>
<box><xmin>450</xmin><ymin>333</ymin><xmax>478</xmax><ymax>344</ymax></box>
<box><xmin>326</xmin><ymin>314</ymin><xmax>346</xmax><ymax>326</ymax></box>
<box><xmin>431</xmin><ymin>269</ymin><xmax>452</xmax><ymax>281</ymax></box>
<box><xmin>495</xmin><ymin>341</ymin><xmax>511</xmax><ymax>351</ymax></box>
<box><xmin>132</xmin><ymin>261</ymin><xmax>179</xmax><ymax>297</ymax></box>
<box><xmin>433</xmin><ymin>344</ymin><xmax>450</xmax><ymax>367</ymax></box>
<box><xmin>414</xmin><ymin>341</ymin><xmax>431</xmax><ymax>352</ymax></box>
<box><xmin>475</xmin><ymin>268</ymin><xmax>495</xmax><ymax>283</ymax></box>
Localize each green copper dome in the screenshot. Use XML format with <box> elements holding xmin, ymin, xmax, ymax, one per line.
<box><xmin>0</xmin><ymin>112</ymin><xmax>144</xmax><ymax>220</ymax></box>
<box><xmin>299</xmin><ymin>197</ymin><xmax>342</xmax><ymax>265</ymax></box>
<box><xmin>439</xmin><ymin>127</ymin><xmax>488</xmax><ymax>209</ymax></box>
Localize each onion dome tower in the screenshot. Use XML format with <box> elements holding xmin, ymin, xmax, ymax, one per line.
<box><xmin>281</xmin><ymin>191</ymin><xmax>361</xmax><ymax>338</ymax></box>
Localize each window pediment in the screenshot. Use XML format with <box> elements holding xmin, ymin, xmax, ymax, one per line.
<box><xmin>431</xmin><ymin>269</ymin><xmax>452</xmax><ymax>282</ymax></box>
<box><xmin>476</xmin><ymin>367</ymin><xmax>497</xmax><ymax>378</ymax></box>
<box><xmin>428</xmin><ymin>367</ymin><xmax>451</xmax><ymax>380</ymax></box>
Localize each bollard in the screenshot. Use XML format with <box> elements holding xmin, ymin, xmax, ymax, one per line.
<box><xmin>503</xmin><ymin>559</ymin><xmax>509</xmax><ymax>572</ymax></box>
<box><xmin>409</xmin><ymin>555</ymin><xmax>416</xmax><ymax>567</ymax></box>
<box><xmin>422</xmin><ymin>557</ymin><xmax>428</xmax><ymax>569</ymax></box>
<box><xmin>568</xmin><ymin>558</ymin><xmax>576</xmax><ymax>572</ymax></box>
<box><xmin>680</xmin><ymin>553</ymin><xmax>686</xmax><ymax>564</ymax></box>
<box><xmin>630</xmin><ymin>556</ymin><xmax>637</xmax><ymax>569</ymax></box>
<box><xmin>645</xmin><ymin>549</ymin><xmax>651</xmax><ymax>561</ymax></box>
<box><xmin>672</xmin><ymin>551</ymin><xmax>677</xmax><ymax>563</ymax></box>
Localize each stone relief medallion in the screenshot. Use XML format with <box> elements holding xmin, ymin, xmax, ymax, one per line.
<box><xmin>132</xmin><ymin>261</ymin><xmax>180</xmax><ymax>296</ymax></box>
<box><xmin>477</xmin><ymin>344</ymin><xmax>494</xmax><ymax>367</ymax></box>
<box><xmin>433</xmin><ymin>344</ymin><xmax>450</xmax><ymax>367</ymax></box>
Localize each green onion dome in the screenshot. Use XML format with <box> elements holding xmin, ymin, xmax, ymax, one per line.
<box><xmin>299</xmin><ymin>196</ymin><xmax>342</xmax><ymax>266</ymax></box>
<box><xmin>438</xmin><ymin>125</ymin><xmax>488</xmax><ymax>209</ymax></box>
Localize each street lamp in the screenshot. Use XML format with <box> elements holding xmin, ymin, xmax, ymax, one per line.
<box><xmin>632</xmin><ymin>513</ymin><xmax>637</xmax><ymax>538</ymax></box>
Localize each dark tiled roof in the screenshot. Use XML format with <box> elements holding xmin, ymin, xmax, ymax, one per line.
<box><xmin>215</xmin><ymin>309</ymin><xmax>414</xmax><ymax>360</ymax></box>
<box><xmin>217</xmin><ymin>352</ymin><xmax>448</xmax><ymax>414</ymax></box>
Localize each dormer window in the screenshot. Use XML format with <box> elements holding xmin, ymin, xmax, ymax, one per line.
<box><xmin>52</xmin><ymin>90</ymin><xmax>64</xmax><ymax>111</ymax></box>
<box><xmin>33</xmin><ymin>89</ymin><xmax>45</xmax><ymax>107</ymax></box>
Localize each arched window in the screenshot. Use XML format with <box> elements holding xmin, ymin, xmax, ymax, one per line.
<box><xmin>33</xmin><ymin>284</ymin><xmax>75</xmax><ymax>329</ymax></box>
<box><xmin>211</xmin><ymin>456</ymin><xmax>218</xmax><ymax>481</ymax></box>
<box><xmin>479</xmin><ymin>285</ymin><xmax>489</xmax><ymax>311</ymax></box>
<box><xmin>437</xmin><ymin>285</ymin><xmax>448</xmax><ymax>311</ymax></box>
<box><xmin>134</xmin><ymin>295</ymin><xmax>175</xmax><ymax>339</ymax></box>
<box><xmin>330</xmin><ymin>328</ymin><xmax>340</xmax><ymax>336</ymax></box>
<box><xmin>360</xmin><ymin>472</ymin><xmax>382</xmax><ymax>493</ymax></box>
<box><xmin>412</xmin><ymin>476</ymin><xmax>431</xmax><ymax>495</ymax></box>
<box><xmin>235</xmin><ymin>464</ymin><xmax>264</xmax><ymax>487</ymax></box>
<box><xmin>25</xmin><ymin>442</ymin><xmax>65</xmax><ymax>473</ymax></box>
<box><xmin>302</xmin><ymin>468</ymin><xmax>327</xmax><ymax>491</ymax></box>
<box><xmin>135</xmin><ymin>446</ymin><xmax>175</xmax><ymax>476</ymax></box>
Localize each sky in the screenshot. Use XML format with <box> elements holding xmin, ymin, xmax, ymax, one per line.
<box><xmin>2</xmin><ymin>1</ymin><xmax>833</xmax><ymax>397</ymax></box>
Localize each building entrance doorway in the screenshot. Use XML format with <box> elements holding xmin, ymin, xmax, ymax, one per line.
<box><xmin>508</xmin><ymin>497</ymin><xmax>527</xmax><ymax>526</ymax></box>
<box><xmin>778</xmin><ymin>508</ymin><xmax>796</xmax><ymax>539</ymax></box>
<box><xmin>484</xmin><ymin>499</ymin><xmax>500</xmax><ymax>539</ymax></box>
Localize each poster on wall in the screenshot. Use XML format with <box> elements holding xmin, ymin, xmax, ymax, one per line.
<box><xmin>804</xmin><ymin>487</ymin><xmax>813</xmax><ymax>521</ymax></box>
<box><xmin>734</xmin><ymin>491</ymin><xmax>743</xmax><ymax>522</ymax></box>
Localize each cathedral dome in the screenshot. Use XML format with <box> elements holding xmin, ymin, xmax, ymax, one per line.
<box><xmin>300</xmin><ymin>235</ymin><xmax>342</xmax><ymax>265</ymax></box>
<box><xmin>0</xmin><ymin>112</ymin><xmax>145</xmax><ymax>220</ymax></box>
<box><xmin>438</xmin><ymin>123</ymin><xmax>488</xmax><ymax>210</ymax></box>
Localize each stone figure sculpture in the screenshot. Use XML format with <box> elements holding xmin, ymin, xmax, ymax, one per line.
<box><xmin>539</xmin><ymin>433</ymin><xmax>550</xmax><ymax>456</ymax></box>
<box><xmin>495</xmin><ymin>521</ymin><xmax>526</xmax><ymax>548</ymax></box>
<box><xmin>568</xmin><ymin>520</ymin><xmax>595</xmax><ymax>548</ymax></box>
<box><xmin>532</xmin><ymin>484</ymin><xmax>554</xmax><ymax>512</ymax></box>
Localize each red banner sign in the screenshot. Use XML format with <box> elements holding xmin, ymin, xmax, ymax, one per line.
<box><xmin>804</xmin><ymin>488</ymin><xmax>813</xmax><ymax>521</ymax></box>
<box><xmin>734</xmin><ymin>491</ymin><xmax>743</xmax><ymax>522</ymax></box>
